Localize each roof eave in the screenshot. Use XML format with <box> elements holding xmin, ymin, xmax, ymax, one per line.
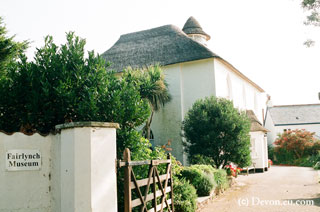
<box><xmin>216</xmin><ymin>58</ymin><xmax>265</xmax><ymax>93</ymax></box>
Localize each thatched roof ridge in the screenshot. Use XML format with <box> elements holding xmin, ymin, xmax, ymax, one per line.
<box><xmin>102</xmin><ymin>24</ymin><xmax>219</xmax><ymax>72</ymax></box>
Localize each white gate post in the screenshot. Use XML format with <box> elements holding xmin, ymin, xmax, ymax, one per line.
<box><xmin>56</xmin><ymin>122</ymin><xmax>119</xmax><ymax>212</ymax></box>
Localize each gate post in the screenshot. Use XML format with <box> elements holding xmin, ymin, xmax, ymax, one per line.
<box><xmin>56</xmin><ymin>122</ymin><xmax>119</xmax><ymax>212</ymax></box>
<box><xmin>123</xmin><ymin>148</ymin><xmax>132</xmax><ymax>212</ymax></box>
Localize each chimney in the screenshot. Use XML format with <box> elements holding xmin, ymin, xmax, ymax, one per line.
<box><xmin>266</xmin><ymin>94</ymin><xmax>273</xmax><ymax>107</ymax></box>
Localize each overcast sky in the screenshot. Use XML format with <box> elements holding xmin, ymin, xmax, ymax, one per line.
<box><xmin>1</xmin><ymin>0</ymin><xmax>320</xmax><ymax>106</ymax></box>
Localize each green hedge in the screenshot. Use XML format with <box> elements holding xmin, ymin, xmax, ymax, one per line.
<box><xmin>188</xmin><ymin>164</ymin><xmax>229</xmax><ymax>191</ymax></box>
<box><xmin>314</xmin><ymin>162</ymin><xmax>320</xmax><ymax>170</ymax></box>
<box><xmin>180</xmin><ymin>165</ymin><xmax>215</xmax><ymax>196</ymax></box>
<box><xmin>179</xmin><ymin>164</ymin><xmax>230</xmax><ymax>197</ymax></box>
<box><xmin>191</xmin><ymin>164</ymin><xmax>216</xmax><ymax>176</ymax></box>
<box><xmin>212</xmin><ymin>169</ymin><xmax>229</xmax><ymax>190</ymax></box>
<box><xmin>173</xmin><ymin>177</ymin><xmax>197</xmax><ymax>212</ymax></box>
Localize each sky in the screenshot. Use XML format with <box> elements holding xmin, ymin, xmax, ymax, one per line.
<box><xmin>1</xmin><ymin>0</ymin><xmax>320</xmax><ymax>106</ymax></box>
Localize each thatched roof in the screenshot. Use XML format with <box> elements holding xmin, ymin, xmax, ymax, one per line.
<box><xmin>101</xmin><ymin>19</ymin><xmax>265</xmax><ymax>93</ymax></box>
<box><xmin>182</xmin><ymin>16</ymin><xmax>211</xmax><ymax>40</ymax></box>
<box><xmin>247</xmin><ymin>110</ymin><xmax>269</xmax><ymax>133</ymax></box>
<box><xmin>101</xmin><ymin>24</ymin><xmax>218</xmax><ymax>72</ymax></box>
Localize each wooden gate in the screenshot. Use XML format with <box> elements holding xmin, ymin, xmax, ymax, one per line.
<box><xmin>118</xmin><ymin>148</ymin><xmax>174</xmax><ymax>212</ymax></box>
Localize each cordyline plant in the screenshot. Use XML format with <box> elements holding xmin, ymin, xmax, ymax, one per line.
<box><xmin>132</xmin><ymin>65</ymin><xmax>171</xmax><ymax>140</ymax></box>
<box><xmin>274</xmin><ymin>129</ymin><xmax>320</xmax><ymax>159</ymax></box>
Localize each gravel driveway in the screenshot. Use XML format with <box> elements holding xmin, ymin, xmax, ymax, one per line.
<box><xmin>201</xmin><ymin>166</ymin><xmax>320</xmax><ymax>212</ymax></box>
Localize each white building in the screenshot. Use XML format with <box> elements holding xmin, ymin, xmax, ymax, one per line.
<box><xmin>265</xmin><ymin>104</ymin><xmax>320</xmax><ymax>145</ymax></box>
<box><xmin>247</xmin><ymin>110</ymin><xmax>269</xmax><ymax>172</ymax></box>
<box><xmin>102</xmin><ymin>17</ymin><xmax>268</xmax><ymax>169</ymax></box>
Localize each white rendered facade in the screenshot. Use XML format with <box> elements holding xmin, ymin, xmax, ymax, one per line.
<box><xmin>151</xmin><ymin>57</ymin><xmax>268</xmax><ymax>166</ymax></box>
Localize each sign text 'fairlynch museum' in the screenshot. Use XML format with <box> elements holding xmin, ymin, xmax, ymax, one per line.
<box><xmin>5</xmin><ymin>149</ymin><xmax>41</xmax><ymax>171</ymax></box>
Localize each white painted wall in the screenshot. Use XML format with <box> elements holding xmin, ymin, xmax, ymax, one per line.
<box><xmin>214</xmin><ymin>59</ymin><xmax>266</xmax><ymax>123</ymax></box>
<box><xmin>265</xmin><ymin>109</ymin><xmax>278</xmax><ymax>145</ymax></box>
<box><xmin>59</xmin><ymin>125</ymin><xmax>118</xmax><ymax>212</ymax></box>
<box><xmin>214</xmin><ymin>58</ymin><xmax>269</xmax><ymax>169</ymax></box>
<box><xmin>180</xmin><ymin>59</ymin><xmax>216</xmax><ymax>116</ymax></box>
<box><xmin>0</xmin><ymin>133</ymin><xmax>54</xmax><ymax>212</ymax></box>
<box><xmin>152</xmin><ymin>63</ymin><xmax>184</xmax><ymax>163</ymax></box>
<box><xmin>51</xmin><ymin>133</ymin><xmax>61</xmax><ymax>212</ymax></box>
<box><xmin>249</xmin><ymin>131</ymin><xmax>267</xmax><ymax>169</ymax></box>
<box><xmin>0</xmin><ymin>122</ymin><xmax>118</xmax><ymax>212</ymax></box>
<box><xmin>152</xmin><ymin>59</ymin><xmax>216</xmax><ymax>164</ymax></box>
<box><xmin>152</xmin><ymin>58</ymin><xmax>268</xmax><ymax>165</ymax></box>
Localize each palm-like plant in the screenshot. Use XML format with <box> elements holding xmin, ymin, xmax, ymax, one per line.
<box><xmin>134</xmin><ymin>65</ymin><xmax>171</xmax><ymax>140</ymax></box>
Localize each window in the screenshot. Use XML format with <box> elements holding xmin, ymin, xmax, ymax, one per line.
<box><xmin>149</xmin><ymin>130</ymin><xmax>155</xmax><ymax>147</ymax></box>
<box><xmin>250</xmin><ymin>138</ymin><xmax>256</xmax><ymax>152</ymax></box>
<box><xmin>250</xmin><ymin>138</ymin><xmax>257</xmax><ymax>158</ymax></box>
<box><xmin>254</xmin><ymin>92</ymin><xmax>258</xmax><ymax>114</ymax></box>
<box><xmin>242</xmin><ymin>85</ymin><xmax>247</xmax><ymax>109</ymax></box>
<box><xmin>142</xmin><ymin>129</ymin><xmax>155</xmax><ymax>146</ymax></box>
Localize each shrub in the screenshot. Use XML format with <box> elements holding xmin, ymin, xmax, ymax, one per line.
<box><xmin>273</xmin><ymin>147</ymin><xmax>296</xmax><ymax>165</ymax></box>
<box><xmin>191</xmin><ymin>164</ymin><xmax>216</xmax><ymax>176</ymax></box>
<box><xmin>191</xmin><ymin>164</ymin><xmax>218</xmax><ymax>189</ymax></box>
<box><xmin>182</xmin><ymin>96</ymin><xmax>251</xmax><ymax>168</ymax></box>
<box><xmin>268</xmin><ymin>145</ymin><xmax>275</xmax><ymax>161</ymax></box>
<box><xmin>273</xmin><ymin>129</ymin><xmax>320</xmax><ymax>166</ymax></box>
<box><xmin>173</xmin><ymin>177</ymin><xmax>197</xmax><ymax>212</ymax></box>
<box><xmin>314</xmin><ymin>162</ymin><xmax>320</xmax><ymax>170</ymax></box>
<box><xmin>186</xmin><ymin>164</ymin><xmax>231</xmax><ymax>192</ymax></box>
<box><xmin>189</xmin><ymin>154</ymin><xmax>214</xmax><ymax>166</ymax></box>
<box><xmin>274</xmin><ymin>129</ymin><xmax>320</xmax><ymax>160</ymax></box>
<box><xmin>212</xmin><ymin>169</ymin><xmax>229</xmax><ymax>190</ymax></box>
<box><xmin>180</xmin><ymin>166</ymin><xmax>215</xmax><ymax>196</ymax></box>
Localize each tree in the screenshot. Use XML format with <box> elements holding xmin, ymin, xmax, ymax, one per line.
<box><xmin>0</xmin><ymin>32</ymin><xmax>150</xmax><ymax>155</ymax></box>
<box><xmin>302</xmin><ymin>0</ymin><xmax>320</xmax><ymax>26</ymax></box>
<box><xmin>182</xmin><ymin>96</ymin><xmax>251</xmax><ymax>168</ymax></box>
<box><xmin>133</xmin><ymin>65</ymin><xmax>171</xmax><ymax>140</ymax></box>
<box><xmin>274</xmin><ymin>129</ymin><xmax>320</xmax><ymax>159</ymax></box>
<box><xmin>0</xmin><ymin>17</ymin><xmax>28</xmax><ymax>74</ymax></box>
<box><xmin>301</xmin><ymin>0</ymin><xmax>320</xmax><ymax>46</ymax></box>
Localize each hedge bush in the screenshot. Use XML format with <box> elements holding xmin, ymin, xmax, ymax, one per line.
<box><xmin>182</xmin><ymin>96</ymin><xmax>251</xmax><ymax>168</ymax></box>
<box><xmin>212</xmin><ymin>169</ymin><xmax>229</xmax><ymax>190</ymax></box>
<box><xmin>173</xmin><ymin>177</ymin><xmax>197</xmax><ymax>212</ymax></box>
<box><xmin>314</xmin><ymin>162</ymin><xmax>320</xmax><ymax>170</ymax></box>
<box><xmin>186</xmin><ymin>164</ymin><xmax>230</xmax><ymax>191</ymax></box>
<box><xmin>180</xmin><ymin>166</ymin><xmax>215</xmax><ymax>196</ymax></box>
<box><xmin>191</xmin><ymin>164</ymin><xmax>216</xmax><ymax>176</ymax></box>
<box><xmin>189</xmin><ymin>154</ymin><xmax>214</xmax><ymax>166</ymax></box>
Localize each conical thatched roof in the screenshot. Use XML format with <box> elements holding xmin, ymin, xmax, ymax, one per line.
<box><xmin>246</xmin><ymin>110</ymin><xmax>269</xmax><ymax>133</ymax></box>
<box><xmin>182</xmin><ymin>16</ymin><xmax>210</xmax><ymax>40</ymax></box>
<box><xmin>102</xmin><ymin>24</ymin><xmax>218</xmax><ymax>72</ymax></box>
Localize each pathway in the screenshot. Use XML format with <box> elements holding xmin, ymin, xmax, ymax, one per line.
<box><xmin>201</xmin><ymin>166</ymin><xmax>320</xmax><ymax>212</ymax></box>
